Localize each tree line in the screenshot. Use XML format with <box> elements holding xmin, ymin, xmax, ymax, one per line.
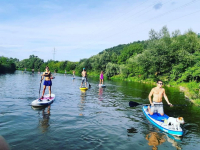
<box><xmin>0</xmin><ymin>56</ymin><xmax>18</xmax><ymax>73</ymax></box>
<box><xmin>4</xmin><ymin>26</ymin><xmax>200</xmax><ymax>84</ymax></box>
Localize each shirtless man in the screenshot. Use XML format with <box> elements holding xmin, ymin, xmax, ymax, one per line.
<box><xmin>148</xmin><ymin>80</ymin><xmax>173</xmax><ymax>116</ymax></box>
<box><xmin>80</xmin><ymin>68</ymin><xmax>87</xmax><ymax>87</ymax></box>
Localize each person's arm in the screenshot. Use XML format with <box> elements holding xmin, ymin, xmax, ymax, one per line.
<box><xmin>148</xmin><ymin>89</ymin><xmax>154</xmax><ymax>105</ymax></box>
<box><xmin>41</xmin><ymin>73</ymin><xmax>44</xmax><ymax>83</ymax></box>
<box><xmin>163</xmin><ymin>89</ymin><xmax>173</xmax><ymax>106</ymax></box>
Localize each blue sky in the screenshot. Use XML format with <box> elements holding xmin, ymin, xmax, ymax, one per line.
<box><xmin>0</xmin><ymin>0</ymin><xmax>200</xmax><ymax>62</ymax></box>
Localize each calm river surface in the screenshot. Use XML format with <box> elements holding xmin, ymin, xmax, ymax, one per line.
<box><xmin>0</xmin><ymin>71</ymin><xmax>200</xmax><ymax>150</ymax></box>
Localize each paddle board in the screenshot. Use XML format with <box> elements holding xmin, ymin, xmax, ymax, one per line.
<box><xmin>99</xmin><ymin>84</ymin><xmax>106</xmax><ymax>88</ymax></box>
<box><xmin>31</xmin><ymin>94</ymin><xmax>55</xmax><ymax>107</ymax></box>
<box><xmin>79</xmin><ymin>87</ymin><xmax>88</xmax><ymax>90</ymax></box>
<box><xmin>143</xmin><ymin>106</ymin><xmax>183</xmax><ymax>136</ymax></box>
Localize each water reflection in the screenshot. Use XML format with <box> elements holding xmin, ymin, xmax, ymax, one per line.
<box><xmin>165</xmin><ymin>133</ymin><xmax>182</xmax><ymax>150</ymax></box>
<box><xmin>35</xmin><ymin>106</ymin><xmax>51</xmax><ymax>133</ymax></box>
<box><xmin>98</xmin><ymin>87</ymin><xmax>103</xmax><ymax>101</ymax></box>
<box><xmin>145</xmin><ymin>131</ymin><xmax>182</xmax><ymax>150</ymax></box>
<box><xmin>79</xmin><ymin>91</ymin><xmax>86</xmax><ymax>116</ymax></box>
<box><xmin>127</xmin><ymin>127</ymin><xmax>137</xmax><ymax>137</ymax></box>
<box><xmin>146</xmin><ymin>132</ymin><xmax>166</xmax><ymax>150</ymax></box>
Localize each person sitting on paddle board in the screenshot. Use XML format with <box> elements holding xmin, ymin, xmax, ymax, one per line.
<box><xmin>99</xmin><ymin>71</ymin><xmax>104</xmax><ymax>85</ymax></box>
<box><xmin>148</xmin><ymin>80</ymin><xmax>173</xmax><ymax>116</ymax></box>
<box><xmin>80</xmin><ymin>68</ymin><xmax>87</xmax><ymax>88</ymax></box>
<box><xmin>40</xmin><ymin>66</ymin><xmax>53</xmax><ymax>99</ymax></box>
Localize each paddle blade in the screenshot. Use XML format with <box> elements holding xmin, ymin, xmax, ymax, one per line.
<box><xmin>129</xmin><ymin>101</ymin><xmax>141</xmax><ymax>107</ymax></box>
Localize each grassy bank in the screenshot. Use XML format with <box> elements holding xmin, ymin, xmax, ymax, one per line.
<box><xmin>111</xmin><ymin>75</ymin><xmax>200</xmax><ymax>105</ymax></box>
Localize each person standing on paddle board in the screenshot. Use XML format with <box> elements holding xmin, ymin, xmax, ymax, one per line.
<box><xmin>80</xmin><ymin>68</ymin><xmax>87</xmax><ymax>87</ymax></box>
<box><xmin>99</xmin><ymin>71</ymin><xmax>104</xmax><ymax>85</ymax></box>
<box><xmin>148</xmin><ymin>80</ymin><xmax>173</xmax><ymax>116</ymax></box>
<box><xmin>73</xmin><ymin>70</ymin><xmax>75</xmax><ymax>78</ymax></box>
<box><xmin>40</xmin><ymin>66</ymin><xmax>53</xmax><ymax>99</ymax></box>
<box><xmin>32</xmin><ymin>68</ymin><xmax>34</xmax><ymax>74</ymax></box>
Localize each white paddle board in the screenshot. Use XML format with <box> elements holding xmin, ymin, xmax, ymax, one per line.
<box><xmin>99</xmin><ymin>84</ymin><xmax>106</xmax><ymax>88</ymax></box>
<box><xmin>31</xmin><ymin>94</ymin><xmax>55</xmax><ymax>107</ymax></box>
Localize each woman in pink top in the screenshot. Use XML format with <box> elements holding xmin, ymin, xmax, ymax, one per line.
<box><xmin>99</xmin><ymin>71</ymin><xmax>104</xmax><ymax>85</ymax></box>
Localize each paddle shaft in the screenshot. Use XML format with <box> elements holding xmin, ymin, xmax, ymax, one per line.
<box><xmin>87</xmin><ymin>78</ymin><xmax>91</xmax><ymax>88</ymax></box>
<box><xmin>129</xmin><ymin>101</ymin><xmax>186</xmax><ymax>107</ymax></box>
<box><xmin>39</xmin><ymin>76</ymin><xmax>42</xmax><ymax>99</ymax></box>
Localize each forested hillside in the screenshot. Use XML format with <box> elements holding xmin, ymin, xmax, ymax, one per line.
<box><xmin>15</xmin><ymin>26</ymin><xmax>200</xmax><ymax>84</ymax></box>
<box><xmin>77</xmin><ymin>26</ymin><xmax>200</xmax><ymax>84</ymax></box>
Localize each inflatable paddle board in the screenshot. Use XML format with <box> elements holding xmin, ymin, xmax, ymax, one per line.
<box><xmin>31</xmin><ymin>94</ymin><xmax>55</xmax><ymax>107</ymax></box>
<box><xmin>143</xmin><ymin>106</ymin><xmax>183</xmax><ymax>136</ymax></box>
<box><xmin>99</xmin><ymin>84</ymin><xmax>106</xmax><ymax>88</ymax></box>
<box><xmin>79</xmin><ymin>87</ymin><xmax>88</xmax><ymax>90</ymax></box>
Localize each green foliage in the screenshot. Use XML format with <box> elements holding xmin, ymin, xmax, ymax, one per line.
<box><xmin>117</xmin><ymin>43</ymin><xmax>144</xmax><ymax>64</ymax></box>
<box><xmin>11</xmin><ymin>26</ymin><xmax>200</xmax><ymax>94</ymax></box>
<box><xmin>105</xmin><ymin>62</ymin><xmax>119</xmax><ymax>77</ymax></box>
<box><xmin>16</xmin><ymin>55</ymin><xmax>44</xmax><ymax>70</ymax></box>
<box><xmin>0</xmin><ymin>56</ymin><xmax>17</xmax><ymax>73</ymax></box>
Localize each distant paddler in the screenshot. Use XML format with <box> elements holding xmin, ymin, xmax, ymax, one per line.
<box><xmin>99</xmin><ymin>71</ymin><xmax>104</xmax><ymax>85</ymax></box>
<box><xmin>32</xmin><ymin>68</ymin><xmax>34</xmax><ymax>74</ymax></box>
<box><xmin>40</xmin><ymin>66</ymin><xmax>53</xmax><ymax>99</ymax></box>
<box><xmin>73</xmin><ymin>70</ymin><xmax>75</xmax><ymax>78</ymax></box>
<box><xmin>80</xmin><ymin>68</ymin><xmax>87</xmax><ymax>88</ymax></box>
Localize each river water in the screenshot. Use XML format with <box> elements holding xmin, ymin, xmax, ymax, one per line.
<box><xmin>0</xmin><ymin>71</ymin><xmax>200</xmax><ymax>150</ymax></box>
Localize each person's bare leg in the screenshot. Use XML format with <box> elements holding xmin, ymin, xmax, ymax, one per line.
<box><xmin>48</xmin><ymin>86</ymin><xmax>51</xmax><ymax>98</ymax></box>
<box><xmin>80</xmin><ymin>82</ymin><xmax>83</xmax><ymax>87</ymax></box>
<box><xmin>102</xmin><ymin>79</ymin><xmax>103</xmax><ymax>85</ymax></box>
<box><xmin>42</xmin><ymin>86</ymin><xmax>46</xmax><ymax>98</ymax></box>
<box><xmin>148</xmin><ymin>106</ymin><xmax>153</xmax><ymax>115</ymax></box>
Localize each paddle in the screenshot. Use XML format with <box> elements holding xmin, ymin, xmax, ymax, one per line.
<box><xmin>88</xmin><ymin>81</ymin><xmax>91</xmax><ymax>88</ymax></box>
<box><xmin>129</xmin><ymin>101</ymin><xmax>187</xmax><ymax>107</ymax></box>
<box><xmin>39</xmin><ymin>76</ymin><xmax>42</xmax><ymax>100</ymax></box>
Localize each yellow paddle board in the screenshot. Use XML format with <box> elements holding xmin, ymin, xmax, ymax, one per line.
<box><xmin>79</xmin><ymin>87</ymin><xmax>88</xmax><ymax>90</ymax></box>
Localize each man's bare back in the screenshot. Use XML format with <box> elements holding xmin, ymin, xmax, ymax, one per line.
<box><xmin>82</xmin><ymin>70</ymin><xmax>87</xmax><ymax>77</ymax></box>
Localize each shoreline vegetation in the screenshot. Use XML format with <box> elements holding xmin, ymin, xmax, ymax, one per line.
<box><xmin>0</xmin><ymin>56</ymin><xmax>17</xmax><ymax>74</ymax></box>
<box><xmin>2</xmin><ymin>26</ymin><xmax>200</xmax><ymax>105</ymax></box>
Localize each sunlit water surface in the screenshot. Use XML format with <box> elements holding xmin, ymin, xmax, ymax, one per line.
<box><xmin>0</xmin><ymin>71</ymin><xmax>200</xmax><ymax>150</ymax></box>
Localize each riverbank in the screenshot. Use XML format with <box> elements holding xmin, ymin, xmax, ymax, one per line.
<box><xmin>110</xmin><ymin>75</ymin><xmax>200</xmax><ymax>105</ymax></box>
